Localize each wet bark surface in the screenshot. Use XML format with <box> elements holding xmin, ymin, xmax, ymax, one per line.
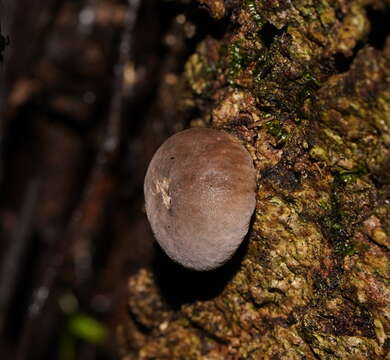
<box><xmin>119</xmin><ymin>1</ymin><xmax>390</xmax><ymax>359</ymax></box>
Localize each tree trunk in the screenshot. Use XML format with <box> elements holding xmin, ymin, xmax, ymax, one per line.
<box><xmin>118</xmin><ymin>1</ymin><xmax>390</xmax><ymax>359</ymax></box>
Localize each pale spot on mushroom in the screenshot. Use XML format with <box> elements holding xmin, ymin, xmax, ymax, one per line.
<box><xmin>155</xmin><ymin>178</ymin><xmax>171</xmax><ymax>210</ymax></box>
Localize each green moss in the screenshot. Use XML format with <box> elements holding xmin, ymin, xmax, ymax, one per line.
<box><xmin>302</xmin><ymin>72</ymin><xmax>321</xmax><ymax>87</ymax></box>
<box><xmin>321</xmin><ymin>164</ymin><xmax>369</xmax><ymax>256</ymax></box>
<box><xmin>318</xmin><ymin>200</ymin><xmax>331</xmax><ymax>211</ymax></box>
<box><xmin>335</xmin><ymin>240</ymin><xmax>356</xmax><ymax>256</ymax></box>
<box><xmin>265</xmin><ymin>119</ymin><xmax>288</xmax><ymax>146</ymax></box>
<box><xmin>297</xmin><ymin>72</ymin><xmax>322</xmax><ymax>114</ymax></box>
<box><xmin>321</xmin><ymin>186</ymin><xmax>347</xmax><ymax>255</ymax></box>
<box><xmin>245</xmin><ymin>0</ymin><xmax>264</xmax><ymax>26</ymax></box>
<box><xmin>348</xmin><ymin>241</ymin><xmax>370</xmax><ymax>256</ymax></box>
<box><xmin>334</xmin><ymin>164</ymin><xmax>368</xmax><ymax>186</ymax></box>
<box><xmin>227</xmin><ymin>42</ymin><xmax>246</xmax><ymax>84</ymax></box>
<box><xmin>227</xmin><ymin>41</ymin><xmax>262</xmax><ymax>85</ymax></box>
<box><xmin>262</xmin><ymin>111</ymin><xmax>273</xmax><ymax>119</ymax></box>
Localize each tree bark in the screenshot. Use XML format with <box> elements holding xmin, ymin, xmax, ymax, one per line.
<box><xmin>118</xmin><ymin>1</ymin><xmax>390</xmax><ymax>359</ymax></box>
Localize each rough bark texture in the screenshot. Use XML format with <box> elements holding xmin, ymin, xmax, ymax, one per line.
<box><xmin>118</xmin><ymin>0</ymin><xmax>390</xmax><ymax>359</ymax></box>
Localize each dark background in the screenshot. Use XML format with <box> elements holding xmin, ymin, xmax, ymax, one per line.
<box><xmin>0</xmin><ymin>0</ymin><xmax>222</xmax><ymax>358</ymax></box>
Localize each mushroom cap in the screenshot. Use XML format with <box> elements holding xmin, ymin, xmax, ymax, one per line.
<box><xmin>144</xmin><ymin>127</ymin><xmax>256</xmax><ymax>271</ymax></box>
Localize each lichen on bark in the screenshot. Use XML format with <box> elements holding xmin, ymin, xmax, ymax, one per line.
<box><xmin>119</xmin><ymin>1</ymin><xmax>390</xmax><ymax>359</ymax></box>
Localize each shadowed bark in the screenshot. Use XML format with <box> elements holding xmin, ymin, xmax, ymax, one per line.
<box><xmin>119</xmin><ymin>0</ymin><xmax>390</xmax><ymax>359</ymax></box>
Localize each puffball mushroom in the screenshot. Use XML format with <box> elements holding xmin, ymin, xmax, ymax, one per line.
<box><xmin>144</xmin><ymin>127</ymin><xmax>256</xmax><ymax>271</ymax></box>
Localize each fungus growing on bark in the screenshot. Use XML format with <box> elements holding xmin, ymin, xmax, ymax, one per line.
<box><xmin>144</xmin><ymin>127</ymin><xmax>257</xmax><ymax>271</ymax></box>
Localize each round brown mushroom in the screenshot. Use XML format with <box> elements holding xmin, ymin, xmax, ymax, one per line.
<box><xmin>144</xmin><ymin>127</ymin><xmax>256</xmax><ymax>271</ymax></box>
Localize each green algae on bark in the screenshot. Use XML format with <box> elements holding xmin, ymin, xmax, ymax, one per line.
<box><xmin>120</xmin><ymin>1</ymin><xmax>390</xmax><ymax>359</ymax></box>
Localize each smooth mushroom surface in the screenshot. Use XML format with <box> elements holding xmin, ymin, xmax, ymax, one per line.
<box><xmin>144</xmin><ymin>127</ymin><xmax>257</xmax><ymax>271</ymax></box>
